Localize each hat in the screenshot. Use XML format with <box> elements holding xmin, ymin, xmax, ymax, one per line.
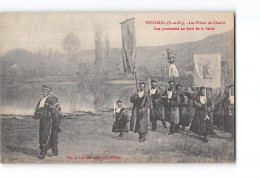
<box><xmin>139</xmin><ymin>81</ymin><xmax>146</xmax><ymax>86</ymax></box>
<box><xmin>200</xmin><ymin>86</ymin><xmax>206</xmax><ymax>90</ymax></box>
<box><xmin>176</xmin><ymin>83</ymin><xmax>182</xmax><ymax>88</ymax></box>
<box><xmin>151</xmin><ymin>79</ymin><xmax>157</xmax><ymax>83</ymax></box>
<box><xmin>168</xmin><ymin>79</ymin><xmax>175</xmax><ymax>84</ymax></box>
<box><xmin>41</xmin><ymin>84</ymin><xmax>52</xmax><ymax>90</ymax></box>
<box><xmin>181</xmin><ymin>92</ymin><xmax>190</xmax><ymax>96</ymax></box>
<box><xmin>116</xmin><ymin>100</ymin><xmax>123</xmax><ymax>103</ymax></box>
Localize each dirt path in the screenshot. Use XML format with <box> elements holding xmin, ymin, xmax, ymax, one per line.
<box><xmin>1</xmin><ymin>112</ymin><xmax>234</xmax><ymax>163</ymax></box>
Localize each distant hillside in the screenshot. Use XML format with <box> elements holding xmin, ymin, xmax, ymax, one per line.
<box><xmin>134</xmin><ymin>29</ymin><xmax>234</xmax><ymax>78</ymax></box>
<box><xmin>1</xmin><ymin>29</ymin><xmax>234</xmax><ymax>84</ymax></box>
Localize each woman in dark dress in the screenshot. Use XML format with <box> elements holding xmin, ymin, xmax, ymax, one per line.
<box><xmin>112</xmin><ymin>100</ymin><xmax>129</xmax><ymax>137</ymax></box>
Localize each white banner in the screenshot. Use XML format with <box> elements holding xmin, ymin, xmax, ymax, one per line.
<box><xmin>193</xmin><ymin>54</ymin><xmax>221</xmax><ymax>88</ymax></box>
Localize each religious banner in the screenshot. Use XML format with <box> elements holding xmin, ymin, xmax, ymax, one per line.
<box><xmin>0</xmin><ymin>12</ymin><xmax>234</xmax><ymax>164</ymax></box>
<box><xmin>120</xmin><ymin>17</ymin><xmax>136</xmax><ymax>74</ymax></box>
<box><xmin>193</xmin><ymin>54</ymin><xmax>221</xmax><ymax>88</ymax></box>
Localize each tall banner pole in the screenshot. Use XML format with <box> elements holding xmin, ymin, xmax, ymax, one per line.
<box><xmin>162</xmin><ymin>50</ymin><xmax>168</xmax><ymax>90</ymax></box>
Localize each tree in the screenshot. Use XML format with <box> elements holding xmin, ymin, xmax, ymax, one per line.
<box><xmin>62</xmin><ymin>32</ymin><xmax>81</xmax><ymax>55</ymax></box>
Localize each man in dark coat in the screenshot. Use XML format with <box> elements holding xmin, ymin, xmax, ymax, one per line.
<box><xmin>179</xmin><ymin>90</ymin><xmax>190</xmax><ymax>131</ymax></box>
<box><xmin>130</xmin><ymin>82</ymin><xmax>151</xmax><ymax>142</ymax></box>
<box><xmin>190</xmin><ymin>86</ymin><xmax>213</xmax><ymax>143</ymax></box>
<box><xmin>164</xmin><ymin>80</ymin><xmax>181</xmax><ymax>135</ymax></box>
<box><xmin>33</xmin><ymin>84</ymin><xmax>62</xmax><ymax>159</ymax></box>
<box><xmin>148</xmin><ymin>79</ymin><xmax>166</xmax><ymax>131</ymax></box>
<box><xmin>222</xmin><ymin>84</ymin><xmax>234</xmax><ymax>135</ymax></box>
<box><xmin>112</xmin><ymin>100</ymin><xmax>129</xmax><ymax>137</ymax></box>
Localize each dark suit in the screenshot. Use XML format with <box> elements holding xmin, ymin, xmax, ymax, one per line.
<box><xmin>190</xmin><ymin>95</ymin><xmax>214</xmax><ymax>136</ymax></box>
<box><xmin>148</xmin><ymin>87</ymin><xmax>165</xmax><ymax>130</ymax></box>
<box><xmin>164</xmin><ymin>88</ymin><xmax>181</xmax><ymax>133</ymax></box>
<box><xmin>130</xmin><ymin>91</ymin><xmax>151</xmax><ymax>140</ymax></box>
<box><xmin>34</xmin><ymin>93</ymin><xmax>62</xmax><ymax>157</ymax></box>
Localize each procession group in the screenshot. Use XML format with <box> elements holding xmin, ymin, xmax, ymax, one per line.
<box><xmin>32</xmin><ymin>79</ymin><xmax>234</xmax><ymax>159</ymax></box>
<box><xmin>112</xmin><ymin>79</ymin><xmax>235</xmax><ymax>143</ymax></box>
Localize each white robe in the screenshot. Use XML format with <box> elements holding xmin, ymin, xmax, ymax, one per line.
<box><xmin>169</xmin><ymin>64</ymin><xmax>179</xmax><ymax>78</ymax></box>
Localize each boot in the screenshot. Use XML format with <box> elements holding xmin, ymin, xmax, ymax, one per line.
<box><xmin>162</xmin><ymin>121</ymin><xmax>167</xmax><ymax>128</ymax></box>
<box><xmin>151</xmin><ymin>121</ymin><xmax>157</xmax><ymax>131</ymax></box>
<box><xmin>168</xmin><ymin>124</ymin><xmax>175</xmax><ymax>135</ymax></box>
<box><xmin>39</xmin><ymin>144</ymin><xmax>48</xmax><ymax>159</ymax></box>
<box><xmin>118</xmin><ymin>132</ymin><xmax>123</xmax><ymax>137</ymax></box>
<box><xmin>48</xmin><ymin>144</ymin><xmax>58</xmax><ymax>157</ymax></box>
<box><xmin>202</xmin><ymin>136</ymin><xmax>208</xmax><ymax>143</ymax></box>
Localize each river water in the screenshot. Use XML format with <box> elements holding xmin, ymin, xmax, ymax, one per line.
<box><xmin>0</xmin><ymin>80</ymin><xmax>137</xmax><ymax>116</ymax></box>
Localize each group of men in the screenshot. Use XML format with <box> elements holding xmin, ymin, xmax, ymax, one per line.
<box><xmin>33</xmin><ymin>80</ymin><xmax>234</xmax><ymax>160</ymax></box>
<box><xmin>113</xmin><ymin>79</ymin><xmax>234</xmax><ymax>143</ymax></box>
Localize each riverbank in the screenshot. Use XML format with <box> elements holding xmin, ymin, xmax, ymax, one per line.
<box><xmin>1</xmin><ymin>111</ymin><xmax>234</xmax><ymax>163</ymax></box>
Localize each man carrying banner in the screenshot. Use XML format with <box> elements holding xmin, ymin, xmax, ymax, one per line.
<box><xmin>191</xmin><ymin>54</ymin><xmax>221</xmax><ymax>142</ymax></box>
<box><xmin>164</xmin><ymin>80</ymin><xmax>181</xmax><ymax>135</ymax></box>
<box><xmin>190</xmin><ymin>86</ymin><xmax>213</xmax><ymax>143</ymax></box>
<box><xmin>148</xmin><ymin>79</ymin><xmax>166</xmax><ymax>131</ymax></box>
<box><xmin>130</xmin><ymin>82</ymin><xmax>151</xmax><ymax>142</ymax></box>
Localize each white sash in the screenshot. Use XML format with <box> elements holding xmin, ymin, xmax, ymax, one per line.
<box><xmin>200</xmin><ymin>96</ymin><xmax>207</xmax><ymax>104</ymax></box>
<box><xmin>167</xmin><ymin>91</ymin><xmax>173</xmax><ymax>99</ymax></box>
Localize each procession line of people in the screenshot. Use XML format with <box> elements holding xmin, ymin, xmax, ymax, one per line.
<box><xmin>112</xmin><ymin>80</ymin><xmax>234</xmax><ymax>143</ymax></box>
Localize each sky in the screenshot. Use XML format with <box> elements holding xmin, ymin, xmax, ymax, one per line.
<box><xmin>0</xmin><ymin>12</ymin><xmax>234</xmax><ymax>54</ymax></box>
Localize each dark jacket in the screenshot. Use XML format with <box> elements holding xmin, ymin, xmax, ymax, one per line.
<box><xmin>148</xmin><ymin>87</ymin><xmax>165</xmax><ymax>122</ymax></box>
<box><xmin>34</xmin><ymin>93</ymin><xmax>62</xmax><ymax>145</ymax></box>
<box><xmin>130</xmin><ymin>91</ymin><xmax>151</xmax><ymax>134</ymax></box>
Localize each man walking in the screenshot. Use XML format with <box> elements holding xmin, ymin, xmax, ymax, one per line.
<box><xmin>148</xmin><ymin>79</ymin><xmax>166</xmax><ymax>131</ymax></box>
<box><xmin>130</xmin><ymin>82</ymin><xmax>151</xmax><ymax>142</ymax></box>
<box><xmin>164</xmin><ymin>80</ymin><xmax>181</xmax><ymax>135</ymax></box>
<box><xmin>33</xmin><ymin>84</ymin><xmax>62</xmax><ymax>159</ymax></box>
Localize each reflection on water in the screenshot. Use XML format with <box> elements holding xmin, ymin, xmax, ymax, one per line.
<box><xmin>0</xmin><ymin>80</ymin><xmax>137</xmax><ymax>115</ymax></box>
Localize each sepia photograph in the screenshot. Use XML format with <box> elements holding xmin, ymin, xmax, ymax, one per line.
<box><xmin>0</xmin><ymin>12</ymin><xmax>235</xmax><ymax>163</ymax></box>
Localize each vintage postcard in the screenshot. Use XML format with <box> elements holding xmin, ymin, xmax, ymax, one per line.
<box><xmin>0</xmin><ymin>12</ymin><xmax>235</xmax><ymax>163</ymax></box>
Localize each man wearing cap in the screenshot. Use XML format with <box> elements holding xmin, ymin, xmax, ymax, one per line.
<box><xmin>130</xmin><ymin>82</ymin><xmax>151</xmax><ymax>142</ymax></box>
<box><xmin>190</xmin><ymin>86</ymin><xmax>213</xmax><ymax>143</ymax></box>
<box><xmin>164</xmin><ymin>80</ymin><xmax>181</xmax><ymax>135</ymax></box>
<box><xmin>148</xmin><ymin>79</ymin><xmax>166</xmax><ymax>131</ymax></box>
<box><xmin>112</xmin><ymin>100</ymin><xmax>129</xmax><ymax>137</ymax></box>
<box><xmin>33</xmin><ymin>84</ymin><xmax>62</xmax><ymax>159</ymax></box>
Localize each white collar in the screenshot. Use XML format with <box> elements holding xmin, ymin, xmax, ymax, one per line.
<box><xmin>116</xmin><ymin>107</ymin><xmax>121</xmax><ymax>113</ymax></box>
<box><xmin>150</xmin><ymin>88</ymin><xmax>157</xmax><ymax>94</ymax></box>
<box><xmin>167</xmin><ymin>91</ymin><xmax>173</xmax><ymax>99</ymax></box>
<box><xmin>39</xmin><ymin>94</ymin><xmax>50</xmax><ymax>108</ymax></box>
<box><xmin>200</xmin><ymin>95</ymin><xmax>207</xmax><ymax>104</ymax></box>
<box><xmin>138</xmin><ymin>91</ymin><xmax>144</xmax><ymax>98</ymax></box>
